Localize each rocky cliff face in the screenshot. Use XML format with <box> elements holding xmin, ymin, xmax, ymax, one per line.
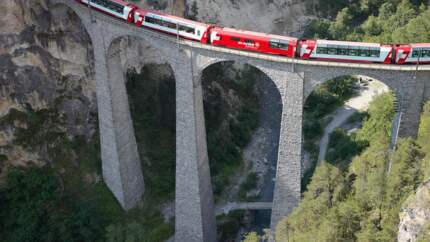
<box><xmin>0</xmin><ymin>0</ymin><xmax>314</xmax><ymax>180</ymax></box>
<box><xmin>189</xmin><ymin>0</ymin><xmax>315</xmax><ymax>36</ymax></box>
<box><xmin>0</xmin><ymin>0</ymin><xmax>95</xmax><ymax>178</ymax></box>
<box><xmin>398</xmin><ymin>179</ymin><xmax>430</xmax><ymax>242</ymax></box>
<box><xmin>133</xmin><ymin>0</ymin><xmax>315</xmax><ymax>36</ymax></box>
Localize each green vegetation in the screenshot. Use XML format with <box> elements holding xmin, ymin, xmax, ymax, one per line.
<box><xmin>325</xmin><ymin>128</ymin><xmax>366</xmax><ymax>169</ymax></box>
<box><xmin>125</xmin><ymin>64</ymin><xmax>177</xmax><ymax>240</ymax></box>
<box><xmin>306</xmin><ymin>0</ymin><xmax>430</xmax><ymax>43</ymax></box>
<box><xmin>202</xmin><ymin>62</ymin><xmax>260</xmax><ymax>199</ymax></box>
<box><xmin>417</xmin><ymin>222</ymin><xmax>430</xmax><ymax>242</ymax></box>
<box><xmin>202</xmin><ymin>62</ymin><xmax>261</xmax><ymax>240</ymax></box>
<box><xmin>417</xmin><ymin>100</ymin><xmax>430</xmax><ymax>179</ymax></box>
<box><xmin>0</xmin><ymin>61</ymin><xmax>260</xmax><ymax>241</ymax></box>
<box><xmin>126</xmin><ymin>65</ymin><xmax>175</xmax><ymax>202</ymax></box>
<box><xmin>216</xmin><ymin>211</ymin><xmax>246</xmax><ymax>242</ymax></box>
<box><xmin>0</xmin><ymin>64</ymin><xmax>175</xmax><ymax>241</ymax></box>
<box><xmin>242</xmin><ymin>232</ymin><xmax>260</xmax><ymax>242</ymax></box>
<box><xmin>302</xmin><ymin>76</ymin><xmax>358</xmax><ymax>189</ymax></box>
<box><xmin>0</xmin><ymin>166</ymin><xmax>105</xmax><ymax>242</ymax></box>
<box><xmin>238</xmin><ymin>171</ymin><xmax>259</xmax><ymax>201</ymax></box>
<box><xmin>276</xmin><ymin>93</ymin><xmax>430</xmax><ymax>241</ymax></box>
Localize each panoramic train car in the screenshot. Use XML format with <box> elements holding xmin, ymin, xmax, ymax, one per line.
<box><xmin>394</xmin><ymin>43</ymin><xmax>430</xmax><ymax>64</ymax></box>
<box><xmin>299</xmin><ymin>39</ymin><xmax>393</xmax><ymax>64</ymax></box>
<box><xmin>76</xmin><ymin>0</ymin><xmax>138</xmax><ymax>22</ymax></box>
<box><xmin>209</xmin><ymin>27</ymin><xmax>298</xmax><ymax>58</ymax></box>
<box><xmin>133</xmin><ymin>9</ymin><xmax>211</xmax><ymax>43</ymax></box>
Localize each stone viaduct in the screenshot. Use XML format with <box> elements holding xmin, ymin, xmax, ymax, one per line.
<box><xmin>51</xmin><ymin>1</ymin><xmax>430</xmax><ymax>241</ymax></box>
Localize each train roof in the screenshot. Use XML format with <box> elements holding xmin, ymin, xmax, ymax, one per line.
<box><xmin>410</xmin><ymin>43</ymin><xmax>430</xmax><ymax>48</ymax></box>
<box><xmin>316</xmin><ymin>39</ymin><xmax>383</xmax><ymax>47</ymax></box>
<box><xmin>110</xmin><ymin>0</ymin><xmax>135</xmax><ymax>6</ymax></box>
<box><xmin>216</xmin><ymin>27</ymin><xmax>297</xmax><ymax>42</ymax></box>
<box><xmin>135</xmin><ymin>8</ymin><xmax>209</xmax><ymax>27</ymax></box>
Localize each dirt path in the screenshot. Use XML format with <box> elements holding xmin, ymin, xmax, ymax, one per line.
<box><xmin>317</xmin><ymin>77</ymin><xmax>388</xmax><ymax>164</ymax></box>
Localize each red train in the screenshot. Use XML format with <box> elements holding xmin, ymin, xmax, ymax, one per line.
<box><xmin>76</xmin><ymin>0</ymin><xmax>430</xmax><ymax>65</ymax></box>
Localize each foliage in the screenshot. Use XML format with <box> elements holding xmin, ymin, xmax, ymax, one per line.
<box><xmin>217</xmin><ymin>211</ymin><xmax>246</xmax><ymax>242</ymax></box>
<box><xmin>417</xmin><ymin>99</ymin><xmax>430</xmax><ymax>179</ymax></box>
<box><xmin>416</xmin><ymin>222</ymin><xmax>430</xmax><ymax>242</ymax></box>
<box><xmin>0</xmin><ymin>165</ymin><xmax>173</xmax><ymax>242</ymax></box>
<box><xmin>0</xmin><ymin>64</ymin><xmax>176</xmax><ymax>241</ymax></box>
<box><xmin>325</xmin><ymin>128</ymin><xmax>366</xmax><ymax>170</ymax></box>
<box><xmin>242</xmin><ymin>232</ymin><xmax>260</xmax><ymax>242</ymax></box>
<box><xmin>0</xmin><ymin>167</ymin><xmax>105</xmax><ymax>242</ymax></box>
<box><xmin>126</xmin><ymin>65</ymin><xmax>176</xmax><ymax>201</ymax></box>
<box><xmin>202</xmin><ymin>62</ymin><xmax>260</xmax><ymax>199</ymax></box>
<box><xmin>355</xmin><ymin>92</ymin><xmax>395</xmax><ymax>144</ymax></box>
<box><xmin>238</xmin><ymin>172</ymin><xmax>259</xmax><ymax>201</ymax></box>
<box><xmin>302</xmin><ymin>76</ymin><xmax>358</xmax><ymax>189</ymax></box>
<box><xmin>276</xmin><ymin>92</ymin><xmax>416</xmax><ymax>242</ymax></box>
<box><xmin>306</xmin><ymin>0</ymin><xmax>430</xmax><ymax>43</ymax></box>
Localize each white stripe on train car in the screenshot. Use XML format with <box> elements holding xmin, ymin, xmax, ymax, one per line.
<box><xmin>82</xmin><ymin>0</ymin><xmax>129</xmax><ymax>20</ymax></box>
<box><xmin>143</xmin><ymin>22</ymin><xmax>201</xmax><ymax>41</ymax></box>
<box><xmin>310</xmin><ymin>46</ymin><xmax>392</xmax><ymax>62</ymax></box>
<box><xmin>142</xmin><ymin>21</ymin><xmax>202</xmax><ymax>40</ymax></box>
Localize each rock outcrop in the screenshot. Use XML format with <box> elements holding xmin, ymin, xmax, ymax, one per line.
<box><xmin>0</xmin><ymin>0</ymin><xmax>95</xmax><ymax>177</ymax></box>
<box><xmin>132</xmin><ymin>0</ymin><xmax>315</xmax><ymax>36</ymax></box>
<box><xmin>398</xmin><ymin>179</ymin><xmax>430</xmax><ymax>242</ymax></box>
<box><xmin>187</xmin><ymin>0</ymin><xmax>315</xmax><ymax>36</ymax></box>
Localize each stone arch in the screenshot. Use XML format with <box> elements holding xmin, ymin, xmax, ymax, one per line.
<box><xmin>197</xmin><ymin>58</ymin><xmax>285</xmax><ymax>95</ymax></box>
<box><xmin>302</xmin><ymin>66</ymin><xmax>418</xmax><ymax>100</ymax></box>
<box><xmin>49</xmin><ymin>1</ymin><xmax>93</xmax><ymax>34</ymax></box>
<box><xmin>301</xmin><ymin>71</ymin><xmax>399</xmax><ymax>190</ymax></box>
<box><xmin>104</xmin><ymin>34</ymin><xmax>178</xmax><ymax>209</ymax></box>
<box><xmin>307</xmin><ymin>73</ymin><xmax>394</xmax><ymax>99</ymax></box>
<box><xmin>199</xmin><ymin>59</ymin><xmax>284</xmax><ymax>233</ymax></box>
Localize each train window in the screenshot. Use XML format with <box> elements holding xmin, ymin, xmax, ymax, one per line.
<box><xmin>269</xmin><ymin>40</ymin><xmax>289</xmax><ymax>50</ymax></box>
<box><xmin>412</xmin><ymin>49</ymin><xmax>430</xmax><ymax>58</ymax></box>
<box><xmin>327</xmin><ymin>48</ymin><xmax>336</xmax><ymax>55</ymax></box>
<box><xmin>359</xmin><ymin>49</ymin><xmax>370</xmax><ymax>57</ymax></box>
<box><xmin>337</xmin><ymin>47</ymin><xmax>348</xmax><ymax>55</ymax></box>
<box><xmin>179</xmin><ymin>24</ymin><xmax>195</xmax><ymax>34</ymax></box>
<box><xmin>349</xmin><ymin>49</ymin><xmax>358</xmax><ymax>56</ymax></box>
<box><xmin>92</xmin><ymin>0</ymin><xmax>124</xmax><ymax>14</ymax></box>
<box><xmin>370</xmin><ymin>49</ymin><xmax>380</xmax><ymax>57</ymax></box>
<box><xmin>145</xmin><ymin>16</ymin><xmax>157</xmax><ymax>24</ymax></box>
<box><xmin>145</xmin><ymin>16</ymin><xmax>177</xmax><ymax>30</ymax></box>
<box><xmin>316</xmin><ymin>47</ymin><xmax>328</xmax><ymax>54</ymax></box>
<box><xmin>167</xmin><ymin>22</ymin><xmax>177</xmax><ymax>29</ymax></box>
<box><xmin>197</xmin><ymin>30</ymin><xmax>201</xmax><ymax>36</ymax></box>
<box><xmin>231</xmin><ymin>36</ymin><xmax>241</xmax><ymax>42</ymax></box>
<box><xmin>245</xmin><ymin>39</ymin><xmax>254</xmax><ymax>44</ymax></box>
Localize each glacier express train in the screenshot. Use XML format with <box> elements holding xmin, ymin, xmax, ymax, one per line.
<box><xmin>75</xmin><ymin>0</ymin><xmax>430</xmax><ymax>65</ymax></box>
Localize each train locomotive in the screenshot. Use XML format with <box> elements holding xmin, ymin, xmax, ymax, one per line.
<box><xmin>75</xmin><ymin>0</ymin><xmax>430</xmax><ymax>65</ymax></box>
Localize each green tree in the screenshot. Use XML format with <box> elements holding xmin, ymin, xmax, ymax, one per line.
<box><xmin>329</xmin><ymin>8</ymin><xmax>354</xmax><ymax>40</ymax></box>
<box><xmin>242</xmin><ymin>232</ymin><xmax>259</xmax><ymax>242</ymax></box>
<box><xmin>418</xmin><ymin>100</ymin><xmax>430</xmax><ymax>179</ymax></box>
<box><xmin>0</xmin><ymin>167</ymin><xmax>105</xmax><ymax>242</ymax></box>
<box><xmin>392</xmin><ymin>7</ymin><xmax>430</xmax><ymax>42</ymax></box>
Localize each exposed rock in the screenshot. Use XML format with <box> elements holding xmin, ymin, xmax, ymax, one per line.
<box><xmin>0</xmin><ymin>0</ymin><xmax>96</xmax><ymax>176</ymax></box>
<box><xmin>186</xmin><ymin>0</ymin><xmax>316</xmax><ymax>36</ymax></box>
<box><xmin>398</xmin><ymin>179</ymin><xmax>430</xmax><ymax>242</ymax></box>
<box><xmin>132</xmin><ymin>0</ymin><xmax>316</xmax><ymax>36</ymax></box>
